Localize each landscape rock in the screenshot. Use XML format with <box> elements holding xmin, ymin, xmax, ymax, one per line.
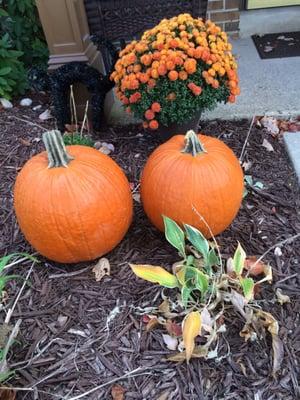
<box><xmin>20</xmin><ymin>98</ymin><xmax>32</xmax><ymax>107</ymax></box>
<box><xmin>0</xmin><ymin>98</ymin><xmax>13</xmax><ymax>109</ymax></box>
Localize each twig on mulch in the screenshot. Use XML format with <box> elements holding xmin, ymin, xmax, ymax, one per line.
<box><xmin>8</xmin><ymin>115</ymin><xmax>48</xmax><ymax>131</ymax></box>
<box><xmin>250</xmin><ymin>185</ymin><xmax>295</xmax><ymax>207</ymax></box>
<box><xmin>239</xmin><ymin>115</ymin><xmax>255</xmax><ymax>161</ymax></box>
<box><xmin>49</xmin><ymin>265</ymin><xmax>92</xmax><ymax>279</ymax></box>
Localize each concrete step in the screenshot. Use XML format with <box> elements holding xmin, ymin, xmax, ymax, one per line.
<box><xmin>283</xmin><ymin>132</ymin><xmax>300</xmax><ymax>184</ymax></box>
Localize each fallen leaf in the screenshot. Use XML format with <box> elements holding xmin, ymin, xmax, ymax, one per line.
<box><xmin>264</xmin><ymin>45</ymin><xmax>274</xmax><ymax>53</ymax></box>
<box><xmin>261</xmin><ymin>116</ymin><xmax>279</xmax><ymax>136</ymax></box>
<box><xmin>162</xmin><ymin>333</ymin><xmax>178</xmax><ymax>350</ymax></box>
<box><xmin>242</xmin><ymin>160</ymin><xmax>252</xmax><ymax>171</ymax></box>
<box><xmin>262</xmin><ymin>138</ymin><xmax>274</xmax><ymax>152</ymax></box>
<box><xmin>276</xmin><ymin>288</ymin><xmax>290</xmax><ymax>305</ymax></box>
<box><xmin>244</xmin><ymin>256</ymin><xmax>265</xmax><ymax>276</ymax></box>
<box><xmin>167</xmin><ymin>346</ymin><xmax>207</xmax><ymax>362</ymax></box>
<box><xmin>146</xmin><ymin>316</ymin><xmax>160</xmax><ymax>332</ymax></box>
<box><xmin>92</xmin><ymin>258</ymin><xmax>110</xmax><ymax>282</ymax></box>
<box><xmin>19</xmin><ymin>138</ymin><xmax>31</xmax><ymax>147</ymax></box>
<box><xmin>230</xmin><ymin>290</ymin><xmax>246</xmax><ymax>318</ymax></box>
<box><xmin>0</xmin><ymin>388</ymin><xmax>16</xmax><ymax>400</ymax></box>
<box><xmin>165</xmin><ymin>320</ymin><xmax>182</xmax><ymax>337</ymax></box>
<box><xmin>132</xmin><ymin>193</ymin><xmax>141</xmax><ymax>203</ymax></box>
<box><xmin>157</xmin><ymin>391</ymin><xmax>171</xmax><ymax>400</ymax></box>
<box><xmin>111</xmin><ymin>384</ymin><xmax>126</xmax><ymax>400</ymax></box>
<box><xmin>240</xmin><ymin>323</ymin><xmax>257</xmax><ymax>342</ymax></box>
<box><xmin>201</xmin><ymin>307</ymin><xmax>213</xmax><ymax>333</ymax></box>
<box><xmin>182</xmin><ymin>311</ymin><xmax>201</xmax><ymax>362</ymax></box>
<box><xmin>39</xmin><ymin>109</ymin><xmax>52</xmax><ymax>120</ymax></box>
<box><xmin>158</xmin><ymin>299</ymin><xmax>178</xmax><ymax>318</ymax></box>
<box><xmin>254</xmin><ymin>310</ymin><xmax>284</xmax><ymax>374</ymax></box>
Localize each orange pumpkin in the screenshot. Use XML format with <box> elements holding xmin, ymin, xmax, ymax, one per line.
<box><xmin>14</xmin><ymin>130</ymin><xmax>133</xmax><ymax>263</ymax></box>
<box><xmin>140</xmin><ymin>130</ymin><xmax>244</xmax><ymax>237</ymax></box>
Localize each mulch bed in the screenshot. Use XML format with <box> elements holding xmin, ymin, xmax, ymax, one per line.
<box><xmin>0</xmin><ymin>96</ymin><xmax>299</xmax><ymax>400</ymax></box>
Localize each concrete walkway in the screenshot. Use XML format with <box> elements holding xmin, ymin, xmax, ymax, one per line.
<box><xmin>203</xmin><ymin>37</ymin><xmax>300</xmax><ymax>120</ymax></box>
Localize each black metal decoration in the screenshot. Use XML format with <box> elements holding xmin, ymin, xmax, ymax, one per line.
<box><xmin>28</xmin><ymin>37</ymin><xmax>119</xmax><ymax>132</ymax></box>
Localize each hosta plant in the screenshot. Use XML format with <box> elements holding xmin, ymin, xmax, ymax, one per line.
<box><xmin>111</xmin><ymin>13</ymin><xmax>240</xmax><ymax>130</ymax></box>
<box><xmin>130</xmin><ymin>216</ymin><xmax>284</xmax><ymax>373</ymax></box>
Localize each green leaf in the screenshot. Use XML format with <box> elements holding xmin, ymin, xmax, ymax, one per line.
<box><xmin>130</xmin><ymin>264</ymin><xmax>179</xmax><ymax>288</ymax></box>
<box><xmin>233</xmin><ymin>242</ymin><xmax>246</xmax><ymax>276</ymax></box>
<box><xmin>163</xmin><ymin>216</ymin><xmax>186</xmax><ymax>258</ymax></box>
<box><xmin>0</xmin><ymin>275</ymin><xmax>20</xmax><ymax>292</ymax></box>
<box><xmin>181</xmin><ymin>286</ymin><xmax>192</xmax><ymax>307</ymax></box>
<box><xmin>240</xmin><ymin>277</ymin><xmax>255</xmax><ymax>301</ymax></box>
<box><xmin>0</xmin><ymin>253</ymin><xmax>38</xmax><ymax>274</ymax></box>
<box><xmin>184</xmin><ymin>224</ymin><xmax>209</xmax><ymax>259</ymax></box>
<box><xmin>0</xmin><ymin>67</ymin><xmax>11</xmax><ymax>76</ymax></box>
<box><xmin>207</xmin><ymin>249</ymin><xmax>219</xmax><ymax>267</ymax></box>
<box><xmin>177</xmin><ymin>266</ymin><xmax>209</xmax><ymax>294</ymax></box>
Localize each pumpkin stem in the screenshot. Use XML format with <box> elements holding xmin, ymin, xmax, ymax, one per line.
<box><xmin>182</xmin><ymin>130</ymin><xmax>206</xmax><ymax>156</ymax></box>
<box><xmin>43</xmin><ymin>130</ymin><xmax>74</xmax><ymax>168</ymax></box>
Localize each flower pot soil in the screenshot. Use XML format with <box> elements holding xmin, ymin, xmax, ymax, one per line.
<box><xmin>0</xmin><ymin>99</ymin><xmax>299</xmax><ymax>399</ymax></box>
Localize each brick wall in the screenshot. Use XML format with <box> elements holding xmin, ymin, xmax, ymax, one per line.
<box><xmin>206</xmin><ymin>0</ymin><xmax>240</xmax><ymax>36</ymax></box>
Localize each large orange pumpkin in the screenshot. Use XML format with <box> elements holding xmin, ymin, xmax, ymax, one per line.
<box><xmin>140</xmin><ymin>130</ymin><xmax>244</xmax><ymax>237</ymax></box>
<box><xmin>14</xmin><ymin>130</ymin><xmax>133</xmax><ymax>263</ymax></box>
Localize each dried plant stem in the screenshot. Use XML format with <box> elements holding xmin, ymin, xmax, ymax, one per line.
<box><xmin>239</xmin><ymin>116</ymin><xmax>255</xmax><ymax>162</ymax></box>
<box><xmin>252</xmin><ymin>233</ymin><xmax>300</xmax><ymax>270</ymax></box>
<box><xmin>70</xmin><ymin>85</ymin><xmax>78</xmax><ymax>137</ymax></box>
<box><xmin>5</xmin><ymin>261</ymin><xmax>35</xmax><ymax>324</ymax></box>
<box><xmin>0</xmin><ymin>319</ymin><xmax>22</xmax><ymax>374</ymax></box>
<box><xmin>67</xmin><ymin>367</ymin><xmax>148</xmax><ymax>400</ymax></box>
<box><xmin>3</xmin><ymin>253</ymin><xmax>38</xmax><ymax>272</ymax></box>
<box><xmin>80</xmin><ymin>100</ymin><xmax>89</xmax><ymax>138</ymax></box>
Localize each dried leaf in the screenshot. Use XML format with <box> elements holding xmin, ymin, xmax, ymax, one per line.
<box><xmin>182</xmin><ymin>311</ymin><xmax>201</xmax><ymax>362</ymax></box>
<box><xmin>39</xmin><ymin>109</ymin><xmax>52</xmax><ymax>120</ymax></box>
<box><xmin>0</xmin><ymin>388</ymin><xmax>16</xmax><ymax>400</ymax></box>
<box><xmin>92</xmin><ymin>258</ymin><xmax>110</xmax><ymax>282</ymax></box>
<box><xmin>244</xmin><ymin>256</ymin><xmax>265</xmax><ymax>276</ymax></box>
<box><xmin>157</xmin><ymin>391</ymin><xmax>171</xmax><ymax>400</ymax></box>
<box><xmin>167</xmin><ymin>346</ymin><xmax>207</xmax><ymax>362</ymax></box>
<box><xmin>230</xmin><ymin>290</ymin><xmax>246</xmax><ymax>318</ymax></box>
<box><xmin>132</xmin><ymin>193</ymin><xmax>141</xmax><ymax>203</ymax></box>
<box><xmin>201</xmin><ymin>307</ymin><xmax>213</xmax><ymax>333</ymax></box>
<box><xmin>254</xmin><ymin>310</ymin><xmax>284</xmax><ymax>374</ymax></box>
<box><xmin>240</xmin><ymin>323</ymin><xmax>257</xmax><ymax>342</ymax></box>
<box><xmin>145</xmin><ymin>316</ymin><xmax>160</xmax><ymax>332</ymax></box>
<box><xmin>130</xmin><ymin>265</ymin><xmax>178</xmax><ymax>289</ymax></box>
<box><xmin>261</xmin><ymin>116</ymin><xmax>279</xmax><ymax>136</ymax></box>
<box><xmin>165</xmin><ymin>320</ymin><xmax>182</xmax><ymax>337</ymax></box>
<box><xmin>242</xmin><ymin>160</ymin><xmax>252</xmax><ymax>172</ymax></box>
<box><xmin>162</xmin><ymin>334</ymin><xmax>178</xmax><ymax>350</ymax></box>
<box><xmin>111</xmin><ymin>384</ymin><xmax>126</xmax><ymax>400</ymax></box>
<box><xmin>262</xmin><ymin>138</ymin><xmax>274</xmax><ymax>152</ymax></box>
<box><xmin>276</xmin><ymin>288</ymin><xmax>290</xmax><ymax>305</ymax></box>
<box><xmin>19</xmin><ymin>138</ymin><xmax>31</xmax><ymax>147</ymax></box>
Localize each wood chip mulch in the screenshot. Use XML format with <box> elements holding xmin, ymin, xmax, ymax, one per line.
<box><xmin>0</xmin><ymin>96</ymin><xmax>299</xmax><ymax>400</ymax></box>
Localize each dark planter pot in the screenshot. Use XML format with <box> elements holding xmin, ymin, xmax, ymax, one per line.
<box><xmin>156</xmin><ymin>112</ymin><xmax>202</xmax><ymax>142</ymax></box>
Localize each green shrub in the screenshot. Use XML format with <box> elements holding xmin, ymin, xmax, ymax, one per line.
<box><xmin>0</xmin><ymin>0</ymin><xmax>48</xmax><ymax>98</ymax></box>
<box><xmin>0</xmin><ymin>32</ymin><xmax>27</xmax><ymax>99</ymax></box>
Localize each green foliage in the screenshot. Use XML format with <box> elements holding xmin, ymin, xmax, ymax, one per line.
<box><xmin>0</xmin><ymin>0</ymin><xmax>48</xmax><ymax>98</ymax></box>
<box><xmin>126</xmin><ymin>63</ymin><xmax>230</xmax><ymax>126</ymax></box>
<box><xmin>0</xmin><ymin>0</ymin><xmax>48</xmax><ymax>66</ymax></box>
<box><xmin>0</xmin><ymin>33</ymin><xmax>26</xmax><ymax>99</ymax></box>
<box><xmin>63</xmin><ymin>134</ymin><xmax>94</xmax><ymax>147</ymax></box>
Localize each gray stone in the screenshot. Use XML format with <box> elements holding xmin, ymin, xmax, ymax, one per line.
<box><xmin>283</xmin><ymin>132</ymin><xmax>300</xmax><ymax>184</ymax></box>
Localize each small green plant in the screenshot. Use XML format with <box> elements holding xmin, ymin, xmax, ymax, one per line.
<box><xmin>131</xmin><ymin>216</ymin><xmax>283</xmax><ymax>372</ymax></box>
<box><xmin>0</xmin><ymin>252</ymin><xmax>38</xmax><ymax>383</ymax></box>
<box><xmin>63</xmin><ymin>133</ymin><xmax>94</xmax><ymax>147</ymax></box>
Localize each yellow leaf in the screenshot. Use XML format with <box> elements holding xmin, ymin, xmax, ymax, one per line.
<box><xmin>130</xmin><ymin>264</ymin><xmax>179</xmax><ymax>288</ymax></box>
<box><xmin>167</xmin><ymin>346</ymin><xmax>207</xmax><ymax>362</ymax></box>
<box><xmin>182</xmin><ymin>311</ymin><xmax>201</xmax><ymax>362</ymax></box>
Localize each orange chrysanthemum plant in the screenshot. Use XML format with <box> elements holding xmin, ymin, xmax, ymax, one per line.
<box><xmin>110</xmin><ymin>13</ymin><xmax>240</xmax><ymax>131</ymax></box>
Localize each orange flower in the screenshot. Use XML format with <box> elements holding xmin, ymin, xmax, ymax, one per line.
<box><xmin>166</xmin><ymin>60</ymin><xmax>175</xmax><ymax>70</ymax></box>
<box><xmin>157</xmin><ymin>64</ymin><xmax>167</xmax><ymax>76</ymax></box>
<box><xmin>184</xmin><ymin>59</ymin><xmax>197</xmax><ymax>74</ymax></box>
<box><xmin>212</xmin><ymin>80</ymin><xmax>219</xmax><ymax>89</ymax></box>
<box><xmin>151</xmin><ymin>69</ymin><xmax>159</xmax><ymax>79</ymax></box>
<box><xmin>149</xmin><ymin>120</ymin><xmax>159</xmax><ymax>130</ymax></box>
<box><xmin>179</xmin><ymin>70</ymin><xmax>188</xmax><ymax>80</ymax></box>
<box><xmin>169</xmin><ymin>39</ymin><xmax>179</xmax><ymax>48</ymax></box>
<box><xmin>128</xmin><ymin>79</ymin><xmax>139</xmax><ymax>90</ymax></box>
<box><xmin>129</xmin><ymin>92</ymin><xmax>141</xmax><ymax>103</ymax></box>
<box><xmin>145</xmin><ymin>109</ymin><xmax>155</xmax><ymax>120</ymax></box>
<box><xmin>139</xmin><ymin>73</ymin><xmax>149</xmax><ymax>83</ymax></box>
<box><xmin>148</xmin><ymin>79</ymin><xmax>156</xmax><ymax>89</ymax></box>
<box><xmin>168</xmin><ymin>70</ymin><xmax>179</xmax><ymax>81</ymax></box>
<box><xmin>143</xmin><ymin>121</ymin><xmax>149</xmax><ymax>129</ymax></box>
<box><xmin>141</xmin><ymin>54</ymin><xmax>152</xmax><ymax>66</ymax></box>
<box><xmin>228</xmin><ymin>94</ymin><xmax>235</xmax><ymax>103</ymax></box>
<box><xmin>151</xmin><ymin>102</ymin><xmax>161</xmax><ymax>112</ymax></box>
